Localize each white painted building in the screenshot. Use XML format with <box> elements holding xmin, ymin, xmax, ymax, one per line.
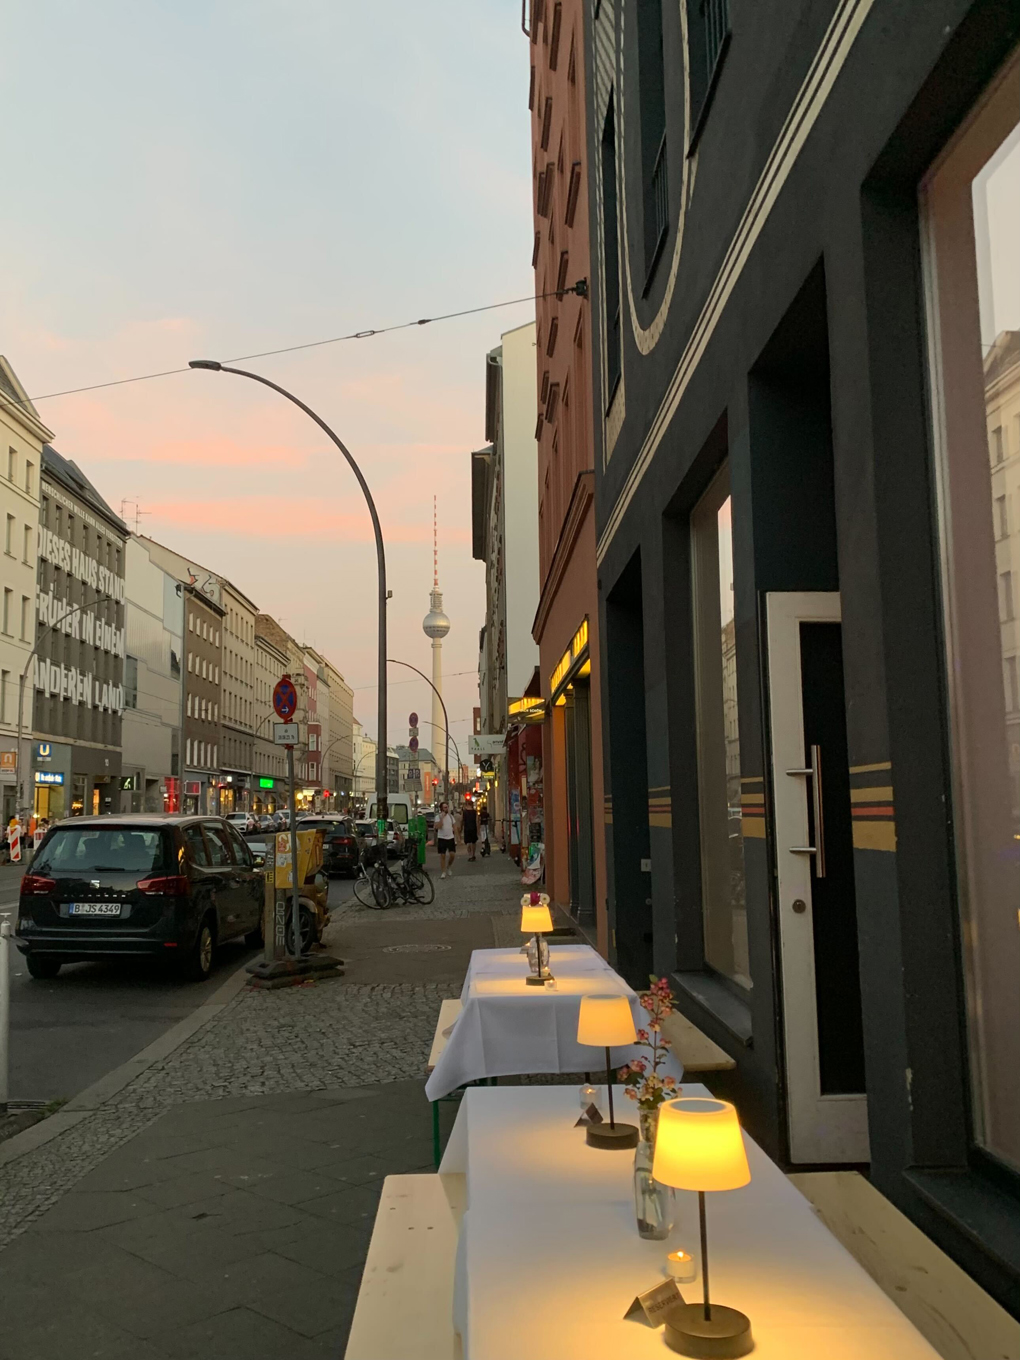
<box><xmin>0</xmin><ymin>358</ymin><xmax>51</xmax><ymax>821</ymax></box>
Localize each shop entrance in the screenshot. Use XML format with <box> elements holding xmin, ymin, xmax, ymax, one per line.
<box><xmin>766</xmin><ymin>591</ymin><xmax>868</xmax><ymax>1163</ymax></box>
<box><xmin>564</xmin><ymin>679</ymin><xmax>596</xmax><ymax>925</ymax></box>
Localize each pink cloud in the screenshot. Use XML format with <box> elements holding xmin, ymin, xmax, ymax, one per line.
<box><xmin>148</xmin><ymin>495</ymin><xmax>473</xmax><ymax>543</ymax></box>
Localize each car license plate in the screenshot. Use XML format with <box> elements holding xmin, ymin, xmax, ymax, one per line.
<box><xmin>69</xmin><ymin>903</ymin><xmax>122</xmax><ymax>917</ymax></box>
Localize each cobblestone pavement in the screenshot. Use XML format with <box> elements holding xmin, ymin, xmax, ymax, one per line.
<box><xmin>0</xmin><ymin>852</ymin><xmax>525</xmax><ymax>1252</ymax></box>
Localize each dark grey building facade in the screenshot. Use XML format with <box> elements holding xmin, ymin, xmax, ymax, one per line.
<box><xmin>33</xmin><ymin>447</ymin><xmax>127</xmax><ymax>818</ymax></box>
<box><xmin>585</xmin><ymin>0</ymin><xmax>1020</xmax><ymax>1315</ymax></box>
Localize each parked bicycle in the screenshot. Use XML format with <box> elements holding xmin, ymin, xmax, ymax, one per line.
<box><xmin>353</xmin><ymin>839</ymin><xmax>434</xmax><ymax>909</ymax></box>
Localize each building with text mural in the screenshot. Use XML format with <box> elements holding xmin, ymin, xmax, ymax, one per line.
<box><xmin>31</xmin><ymin>446</ymin><xmax>126</xmax><ymax>817</ymax></box>
<box><xmin>0</xmin><ymin>359</ymin><xmax>52</xmax><ymax>823</ymax></box>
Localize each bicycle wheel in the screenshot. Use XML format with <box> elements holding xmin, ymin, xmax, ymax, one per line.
<box><xmin>406</xmin><ymin>867</ymin><xmax>435</xmax><ymax>905</ymax></box>
<box><xmin>370</xmin><ymin>865</ymin><xmax>393</xmax><ymax>909</ymax></box>
<box><xmin>353</xmin><ymin>870</ymin><xmax>376</xmax><ymax>907</ymax></box>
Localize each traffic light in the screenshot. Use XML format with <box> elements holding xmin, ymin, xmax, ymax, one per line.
<box><xmin>432</xmin><ymin>776</ymin><xmax>439</xmax><ymax>787</ymax></box>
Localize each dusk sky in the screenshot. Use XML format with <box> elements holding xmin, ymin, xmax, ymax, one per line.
<box><xmin>2</xmin><ymin>0</ymin><xmax>533</xmax><ymax>753</ymax></box>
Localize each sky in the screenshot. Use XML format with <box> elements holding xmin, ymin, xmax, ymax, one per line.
<box><xmin>1</xmin><ymin>0</ymin><xmax>534</xmax><ymax>753</ymax></box>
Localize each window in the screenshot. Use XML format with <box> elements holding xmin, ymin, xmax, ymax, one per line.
<box><xmin>20</xmin><ymin>596</ymin><xmax>30</xmax><ymax>642</ymax></box>
<box><xmin>601</xmin><ymin>94</ymin><xmax>621</xmax><ymax>402</ymax></box>
<box><xmin>187</xmin><ymin>694</ymin><xmax>193</xmax><ymax>718</ymax></box>
<box><xmin>996</xmin><ymin>494</ymin><xmax>1009</xmax><ymax>538</ymax></box>
<box><xmin>548</xmin><ymin>2</ymin><xmax>562</xmax><ymax>69</ymax></box>
<box><xmin>204</xmin><ymin>824</ymin><xmax>233</xmax><ymax>867</ymax></box>
<box><xmin>7</xmin><ymin>447</ymin><xmax>14</xmax><ymax>481</ymax></box>
<box><xmin>189</xmin><ymin>613</ymin><xmax>194</xmax><ymax>632</ymax></box>
<box><xmin>202</xmin><ymin>621</ymin><xmax>208</xmax><ymax>640</ymax></box>
<box><xmin>686</xmin><ymin>0</ymin><xmax>731</xmax><ymax>147</ymax></box>
<box><xmin>25</xmin><ymin>462</ymin><xmax>33</xmax><ymax>496</ymax></box>
<box><xmin>921</xmin><ymin>49</ymin><xmax>1020</xmax><ymax>1171</ymax></box>
<box><xmin>1006</xmin><ymin>655</ymin><xmax>1020</xmax><ymax>713</ymax></box>
<box><xmin>4</xmin><ymin>515</ymin><xmax>13</xmax><ymax>555</ymax></box>
<box><xmin>692</xmin><ymin>465</ymin><xmax>749</xmax><ymax>990</ymax></box>
<box><xmin>40</xmin><ymin>495</ymin><xmax>49</xmax><ymax>528</ymax></box>
<box><xmin>2</xmin><ymin>588</ymin><xmax>11</xmax><ymax>635</ymax></box>
<box><xmin>202</xmin><ymin>659</ymin><xmax>207</xmax><ymax>679</ymax></box>
<box><xmin>184</xmin><ymin>824</ymin><xmax>209</xmax><ymax>867</ymax></box>
<box><xmin>186</xmin><ymin>737</ymin><xmax>192</xmax><ymax>764</ymax></box>
<box><xmin>170</xmin><ymin>649</ymin><xmax>181</xmax><ymax>680</ymax></box>
<box><xmin>1001</xmin><ymin>571</ymin><xmax>1015</xmax><ymax>622</ymax></box>
<box><xmin>541</xmin><ymin>96</ymin><xmax>553</xmax><ymax>151</ymax></box>
<box><xmin>636</xmin><ymin>0</ymin><xmax>667</xmax><ymax>282</ymax></box>
<box><xmin>124</xmin><ymin>656</ymin><xmax>138</xmax><ymax>709</ymax></box>
<box><xmin>188</xmin><ymin>653</ymin><xmax>193</xmax><ymax>673</ymax></box>
<box><xmin>1</xmin><ymin>669</ymin><xmax>8</xmax><ymax>724</ymax></box>
<box><xmin>23</xmin><ymin>524</ymin><xmax>32</xmax><ymax>563</ymax></box>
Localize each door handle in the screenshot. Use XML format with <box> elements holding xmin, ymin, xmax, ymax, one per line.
<box><xmin>786</xmin><ymin>743</ymin><xmax>826</xmax><ymax>878</ymax></box>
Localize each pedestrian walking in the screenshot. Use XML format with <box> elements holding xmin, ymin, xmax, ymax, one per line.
<box><xmin>460</xmin><ymin>799</ymin><xmax>478</xmax><ymax>862</ymax></box>
<box><xmin>435</xmin><ymin>801</ymin><xmax>456</xmax><ymax>879</ymax></box>
<box><xmin>478</xmin><ymin>802</ymin><xmax>491</xmax><ymax>858</ymax></box>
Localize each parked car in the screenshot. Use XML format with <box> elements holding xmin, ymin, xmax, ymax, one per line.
<box><xmin>296</xmin><ymin>816</ymin><xmax>363</xmax><ymax>876</ymax></box>
<box><xmin>357</xmin><ymin>817</ymin><xmax>400</xmax><ymax>858</ymax></box>
<box><xmin>226</xmin><ymin>812</ymin><xmax>257</xmax><ymax>833</ymax></box>
<box><xmin>242</xmin><ymin>829</ymin><xmax>269</xmax><ymax>869</ymax></box>
<box><xmin>256</xmin><ymin>814</ymin><xmax>276</xmax><ymax>832</ymax></box>
<box><xmin>15</xmin><ymin>815</ymin><xmax>264</xmax><ymax>982</ymax></box>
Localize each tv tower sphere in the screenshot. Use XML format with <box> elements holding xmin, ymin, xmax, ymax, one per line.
<box><xmin>423</xmin><ymin>595</ymin><xmax>450</xmax><ymax>639</ymax></box>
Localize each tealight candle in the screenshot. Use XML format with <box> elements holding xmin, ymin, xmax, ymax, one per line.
<box><xmin>666</xmin><ymin>1249</ymin><xmax>697</xmax><ymax>1283</ymax></box>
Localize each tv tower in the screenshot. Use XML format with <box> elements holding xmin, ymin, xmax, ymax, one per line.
<box><xmin>422</xmin><ymin>496</ymin><xmax>450</xmax><ymax>793</ymax></box>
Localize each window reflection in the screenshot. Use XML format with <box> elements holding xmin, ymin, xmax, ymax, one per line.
<box><xmin>693</xmin><ymin>466</ymin><xmax>750</xmax><ymax>989</ymax></box>
<box><xmin>922</xmin><ymin>49</ymin><xmax>1020</xmax><ymax>1171</ymax></box>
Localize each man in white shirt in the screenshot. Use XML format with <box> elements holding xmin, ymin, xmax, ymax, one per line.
<box><xmin>435</xmin><ymin>802</ymin><xmax>456</xmax><ymax>879</ymax></box>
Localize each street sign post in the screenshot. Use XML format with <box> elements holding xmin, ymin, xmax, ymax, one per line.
<box><xmin>273</xmin><ymin>722</ymin><xmax>299</xmax><ymax>745</ymax></box>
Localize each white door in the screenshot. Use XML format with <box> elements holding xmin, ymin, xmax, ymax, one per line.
<box><xmin>766</xmin><ymin>592</ymin><xmax>870</xmax><ymax>1164</ymax></box>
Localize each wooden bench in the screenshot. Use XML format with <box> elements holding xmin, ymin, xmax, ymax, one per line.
<box><xmin>789</xmin><ymin>1171</ymin><xmax>1020</xmax><ymax>1360</ymax></box>
<box><xmin>344</xmin><ymin>1172</ymin><xmax>465</xmax><ymax>1360</ymax></box>
<box><xmin>658</xmin><ymin>1007</ymin><xmax>736</xmax><ymax>1072</ymax></box>
<box><xmin>427</xmin><ymin>999</ymin><xmax>464</xmax><ymax>1167</ymax></box>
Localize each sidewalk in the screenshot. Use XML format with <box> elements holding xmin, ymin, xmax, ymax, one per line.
<box><xmin>0</xmin><ymin>850</ymin><xmax>525</xmax><ymax>1360</ymax></box>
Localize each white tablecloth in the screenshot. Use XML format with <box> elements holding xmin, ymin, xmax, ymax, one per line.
<box><xmin>425</xmin><ymin>945</ymin><xmax>672</xmax><ymax>1100</ymax></box>
<box><xmin>441</xmin><ymin>1085</ymin><xmax>943</xmax><ymax>1360</ymax></box>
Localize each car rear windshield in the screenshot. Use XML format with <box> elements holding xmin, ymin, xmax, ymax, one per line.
<box><xmin>34</xmin><ymin>826</ymin><xmax>173</xmax><ymax>875</ymax></box>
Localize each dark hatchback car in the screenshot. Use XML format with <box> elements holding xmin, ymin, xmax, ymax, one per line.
<box><xmin>16</xmin><ymin>815</ymin><xmax>264</xmax><ymax>982</ymax></box>
<box><xmin>296</xmin><ymin>816</ymin><xmax>363</xmax><ymax>876</ymax></box>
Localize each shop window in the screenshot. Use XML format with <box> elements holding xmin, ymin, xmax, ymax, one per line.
<box><xmin>921</xmin><ymin>48</ymin><xmax>1020</xmax><ymax>1172</ymax></box>
<box><xmin>124</xmin><ymin>656</ymin><xmax>138</xmax><ymax>709</ymax></box>
<box><xmin>692</xmin><ymin>464</ymin><xmax>750</xmax><ymax>990</ymax></box>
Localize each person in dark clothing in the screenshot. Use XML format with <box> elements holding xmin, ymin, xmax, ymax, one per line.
<box><xmin>460</xmin><ymin>800</ymin><xmax>479</xmax><ymax>861</ymax></box>
<box><xmin>478</xmin><ymin>803</ymin><xmax>491</xmax><ymax>857</ymax></box>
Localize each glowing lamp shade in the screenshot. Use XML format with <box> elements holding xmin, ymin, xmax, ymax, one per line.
<box><xmin>520</xmin><ymin>904</ymin><xmax>554</xmax><ymax>934</ymax></box>
<box><xmin>652</xmin><ymin>1097</ymin><xmax>750</xmax><ymax>1192</ymax></box>
<box><xmin>576</xmin><ymin>994</ymin><xmax>638</xmax><ymax>1049</ymax></box>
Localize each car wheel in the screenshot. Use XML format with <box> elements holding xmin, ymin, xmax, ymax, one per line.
<box><xmin>184</xmin><ymin>917</ymin><xmax>216</xmax><ymax>981</ymax></box>
<box><xmin>284</xmin><ymin>906</ymin><xmax>317</xmax><ymax>956</ymax></box>
<box><xmin>26</xmin><ymin>954</ymin><xmax>62</xmax><ymax>980</ymax></box>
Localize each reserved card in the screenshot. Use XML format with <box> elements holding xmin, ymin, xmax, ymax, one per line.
<box><xmin>623</xmin><ymin>1278</ymin><xmax>685</xmax><ymax>1326</ymax></box>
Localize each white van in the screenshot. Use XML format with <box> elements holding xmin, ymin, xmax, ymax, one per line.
<box><xmin>366</xmin><ymin>793</ymin><xmax>414</xmax><ymax>829</ymax></box>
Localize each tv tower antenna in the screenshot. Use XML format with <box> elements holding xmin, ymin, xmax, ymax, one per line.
<box><xmin>433</xmin><ymin>495</ymin><xmax>439</xmax><ymax>589</ymax></box>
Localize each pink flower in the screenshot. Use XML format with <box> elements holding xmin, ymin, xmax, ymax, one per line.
<box><xmin>636</xmin><ymin>1028</ymin><xmax>649</xmax><ymax>1043</ymax></box>
<box><xmin>625</xmin><ymin>1088</ymin><xmax>637</xmax><ymax>1101</ymax></box>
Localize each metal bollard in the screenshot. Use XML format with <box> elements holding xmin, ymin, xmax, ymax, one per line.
<box><xmin>0</xmin><ymin>917</ymin><xmax>11</xmax><ymax>1114</ymax></box>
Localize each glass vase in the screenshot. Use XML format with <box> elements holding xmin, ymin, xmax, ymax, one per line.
<box><xmin>633</xmin><ymin>1108</ymin><xmax>674</xmax><ymax>1241</ymax></box>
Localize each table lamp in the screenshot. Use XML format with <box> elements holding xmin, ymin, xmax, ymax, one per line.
<box><xmin>652</xmin><ymin>1097</ymin><xmax>752</xmax><ymax>1358</ymax></box>
<box><xmin>520</xmin><ymin>893</ymin><xmax>554</xmax><ymax>986</ymax></box>
<box><xmin>576</xmin><ymin>994</ymin><xmax>639</xmax><ymax>1149</ymax></box>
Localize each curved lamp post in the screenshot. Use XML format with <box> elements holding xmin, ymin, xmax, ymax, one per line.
<box><xmin>386</xmin><ymin>658</ymin><xmax>450</xmax><ymax>802</ymax></box>
<box><xmin>189</xmin><ymin>360</ymin><xmax>389</xmax><ymax>818</ymax></box>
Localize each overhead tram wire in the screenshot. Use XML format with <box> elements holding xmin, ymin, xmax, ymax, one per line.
<box><xmin>17</xmin><ymin>281</ymin><xmax>588</xmax><ymax>406</ymax></box>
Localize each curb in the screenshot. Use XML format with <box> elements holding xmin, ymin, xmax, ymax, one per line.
<box><xmin>0</xmin><ymin>961</ymin><xmax>251</xmax><ymax>1170</ymax></box>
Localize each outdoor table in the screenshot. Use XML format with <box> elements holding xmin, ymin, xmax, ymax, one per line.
<box><xmin>425</xmin><ymin>945</ymin><xmax>669</xmax><ymax>1101</ymax></box>
<box><xmin>440</xmin><ymin>1085</ymin><xmax>943</xmax><ymax>1360</ymax></box>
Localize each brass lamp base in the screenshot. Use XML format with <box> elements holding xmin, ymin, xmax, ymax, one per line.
<box><xmin>663</xmin><ymin>1303</ymin><xmax>752</xmax><ymax>1358</ymax></box>
<box><xmin>585</xmin><ymin>1121</ymin><xmax>639</xmax><ymax>1150</ymax></box>
<box><xmin>525</xmin><ymin>973</ymin><xmax>552</xmax><ymax>986</ymax></box>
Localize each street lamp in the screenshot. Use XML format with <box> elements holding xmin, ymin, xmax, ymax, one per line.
<box><xmin>386</xmin><ymin>658</ymin><xmax>451</xmax><ymax>803</ymax></box>
<box><xmin>189</xmin><ymin>360</ymin><xmax>389</xmax><ymax>817</ymax></box>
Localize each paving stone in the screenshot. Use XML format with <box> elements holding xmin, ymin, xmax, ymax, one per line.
<box><xmin>270</xmin><ymin>1218</ymin><xmax>375</xmax><ymax>1277</ymax></box>
<box><xmin>135</xmin><ymin>1171</ymin><xmax>237</xmax><ymax>1210</ymax></box>
<box><xmin>160</xmin><ymin>1305</ymin><xmax>330</xmax><ymax>1360</ymax></box>
<box><xmin>297</xmin><ymin>1182</ymin><xmax>383</xmax><ymax>1227</ymax></box>
<box><xmin>29</xmin><ymin>1188</ymin><xmax>161</xmax><ymax>1233</ymax></box>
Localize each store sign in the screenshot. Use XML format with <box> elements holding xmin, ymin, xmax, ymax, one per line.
<box><xmin>468</xmin><ymin>734</ymin><xmax>505</xmax><ymax>756</ymax></box>
<box><xmin>35</xmin><ymin>771</ymin><xmax>65</xmax><ymax>785</ymax></box>
<box><xmin>549</xmin><ymin>616</ymin><xmax>590</xmax><ymax>698</ymax></box>
<box><xmin>0</xmin><ymin>751</ymin><xmax>16</xmax><ymax>770</ymax></box>
<box><xmin>36</xmin><ymin>587</ymin><xmax>125</xmax><ymax>656</ymax></box>
<box><xmin>33</xmin><ymin>659</ymin><xmax>123</xmax><ymax>713</ymax></box>
<box><xmin>185</xmin><ymin>781</ymin><xmax>201</xmax><ymax>796</ymax></box>
<box><xmin>38</xmin><ymin>527</ymin><xmax>126</xmax><ymax>603</ymax></box>
<box><xmin>508</xmin><ymin>697</ymin><xmax>545</xmax><ymax>722</ymax></box>
<box><xmin>259</xmin><ymin>777</ymin><xmax>274</xmax><ymax>789</ymax></box>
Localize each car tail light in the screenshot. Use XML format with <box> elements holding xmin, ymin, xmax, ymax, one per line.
<box><xmin>136</xmin><ymin>875</ymin><xmax>190</xmax><ymax>896</ymax></box>
<box><xmin>20</xmin><ymin>875</ymin><xmax>56</xmax><ymax>895</ymax></box>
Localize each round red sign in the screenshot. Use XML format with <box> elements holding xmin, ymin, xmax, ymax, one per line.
<box><xmin>273</xmin><ymin>677</ymin><xmax>298</xmax><ymax>721</ymax></box>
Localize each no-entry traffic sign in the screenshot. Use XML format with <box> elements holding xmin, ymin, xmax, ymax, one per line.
<box><xmin>408</xmin><ymin>711</ymin><xmax>418</xmax><ymax>727</ymax></box>
<box><xmin>273</xmin><ymin>677</ymin><xmax>297</xmax><ymax>721</ymax></box>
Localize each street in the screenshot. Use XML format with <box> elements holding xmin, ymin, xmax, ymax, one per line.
<box><xmin>0</xmin><ymin>862</ymin><xmax>358</xmax><ymax>1105</ymax></box>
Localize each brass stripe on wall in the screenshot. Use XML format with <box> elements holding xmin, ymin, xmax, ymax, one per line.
<box><xmin>741</xmin><ymin>816</ymin><xmax>766</xmax><ymax>839</ymax></box>
<box><xmin>853</xmin><ymin>821</ymin><xmax>897</xmax><ymax>852</ymax></box>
